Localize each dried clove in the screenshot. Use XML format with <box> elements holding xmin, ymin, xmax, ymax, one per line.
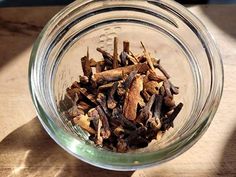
<box><xmin>123</xmin><ymin>70</ymin><xmax>138</xmax><ymax>90</ymax></box>
<box><xmin>107</xmin><ymin>82</ymin><xmax>118</xmax><ymax>109</ymax></box>
<box><xmin>120</xmin><ymin>52</ymin><xmax>127</xmax><ymax>67</ymax></box>
<box><xmin>147</xmin><ymin>94</ymin><xmax>163</xmax><ymax>130</ymax></box>
<box><xmin>163</xmin><ymin>79</ymin><xmax>173</xmax><ymax>98</ymax></box>
<box><xmin>123</xmin><ymin>41</ymin><xmax>130</xmax><ymax>53</ymax></box>
<box><xmin>136</xmin><ymin>94</ymin><xmax>156</xmax><ymax>123</ymax></box>
<box><xmin>96</xmin><ymin>106</ymin><xmax>111</xmax><ymax>139</ymax></box>
<box><xmin>162</xmin><ymin>103</ymin><xmax>183</xmax><ymax>130</ymax></box>
<box><xmin>113</xmin><ymin>37</ymin><xmax>119</xmax><ymax>69</ymax></box>
<box><xmin>63</xmin><ymin>38</ymin><xmax>183</xmax><ymax>152</ymax></box>
<box><xmin>119</xmin><ymin>41</ymin><xmax>130</xmax><ymax>66</ymax></box>
<box><xmin>96</xmin><ymin>93</ymin><xmax>111</xmax><ymax>117</ymax></box>
<box><xmin>97</xmin><ymin>47</ymin><xmax>113</xmax><ymax>66</ymax></box>
<box><xmin>81</xmin><ymin>47</ymin><xmax>92</xmax><ymax>78</ymax></box>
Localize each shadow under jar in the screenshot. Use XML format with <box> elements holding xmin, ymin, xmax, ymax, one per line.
<box><xmin>29</xmin><ymin>0</ymin><xmax>223</xmax><ymax>171</ymax></box>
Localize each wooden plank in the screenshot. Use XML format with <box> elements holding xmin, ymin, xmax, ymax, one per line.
<box><xmin>0</xmin><ymin>5</ymin><xmax>235</xmax><ymax>177</ymax></box>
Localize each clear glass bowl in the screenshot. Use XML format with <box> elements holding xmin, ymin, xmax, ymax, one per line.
<box><xmin>29</xmin><ymin>0</ymin><xmax>223</xmax><ymax>171</ymax></box>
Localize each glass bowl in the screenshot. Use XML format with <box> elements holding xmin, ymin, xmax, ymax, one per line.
<box><xmin>29</xmin><ymin>0</ymin><xmax>223</xmax><ymax>171</ymax></box>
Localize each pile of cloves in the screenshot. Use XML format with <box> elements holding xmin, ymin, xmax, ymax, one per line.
<box><xmin>61</xmin><ymin>37</ymin><xmax>183</xmax><ymax>152</ymax></box>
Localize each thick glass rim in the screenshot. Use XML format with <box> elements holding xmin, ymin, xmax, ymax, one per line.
<box><xmin>29</xmin><ymin>0</ymin><xmax>224</xmax><ymax>170</ymax></box>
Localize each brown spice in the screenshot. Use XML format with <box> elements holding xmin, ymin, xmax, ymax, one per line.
<box><xmin>113</xmin><ymin>37</ymin><xmax>119</xmax><ymax>69</ymax></box>
<box><xmin>93</xmin><ymin>63</ymin><xmax>149</xmax><ymax>84</ymax></box>
<box><xmin>81</xmin><ymin>47</ymin><xmax>92</xmax><ymax>78</ymax></box>
<box><xmin>96</xmin><ymin>106</ymin><xmax>111</xmax><ymax>139</ymax></box>
<box><xmin>123</xmin><ymin>75</ymin><xmax>143</xmax><ymax>121</ymax></box>
<box><xmin>107</xmin><ymin>82</ymin><xmax>118</xmax><ymax>109</ymax></box>
<box><xmin>62</xmin><ymin>37</ymin><xmax>183</xmax><ymax>152</ymax></box>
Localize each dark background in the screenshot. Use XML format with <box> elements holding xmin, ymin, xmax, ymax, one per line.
<box><xmin>0</xmin><ymin>0</ymin><xmax>235</xmax><ymax>7</ymax></box>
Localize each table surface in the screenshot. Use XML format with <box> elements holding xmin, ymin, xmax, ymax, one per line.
<box><xmin>0</xmin><ymin>5</ymin><xmax>235</xmax><ymax>177</ymax></box>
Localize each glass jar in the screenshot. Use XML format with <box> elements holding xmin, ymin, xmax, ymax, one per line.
<box><xmin>29</xmin><ymin>0</ymin><xmax>223</xmax><ymax>170</ymax></box>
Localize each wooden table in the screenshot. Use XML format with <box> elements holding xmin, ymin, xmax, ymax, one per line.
<box><xmin>0</xmin><ymin>5</ymin><xmax>235</xmax><ymax>177</ymax></box>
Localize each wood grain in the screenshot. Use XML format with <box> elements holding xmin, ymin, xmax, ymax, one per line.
<box><xmin>0</xmin><ymin>5</ymin><xmax>235</xmax><ymax>177</ymax></box>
